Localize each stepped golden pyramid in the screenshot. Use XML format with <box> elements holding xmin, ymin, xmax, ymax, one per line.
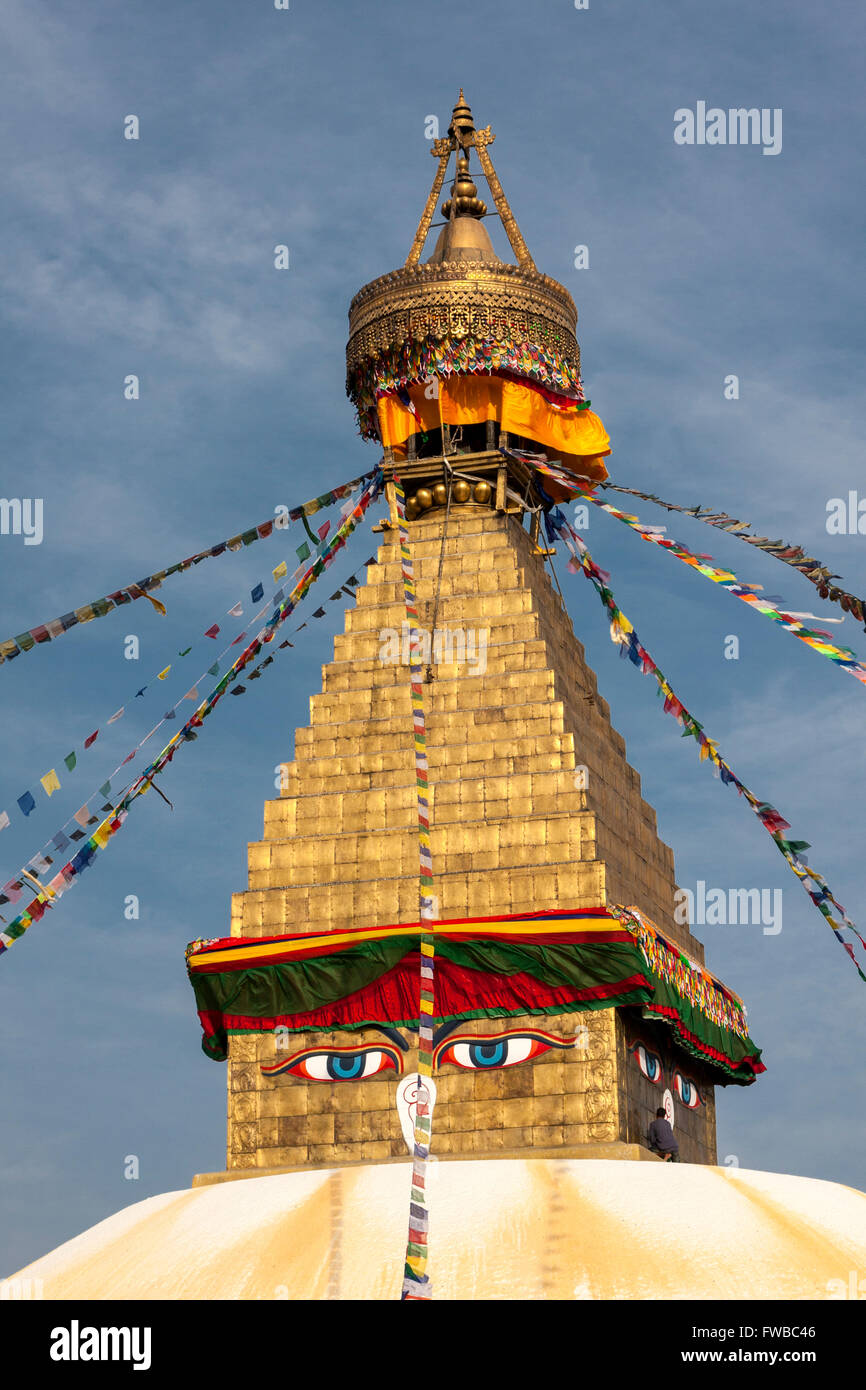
<box><xmin>11</xmin><ymin>94</ymin><xmax>866</xmax><ymax>1301</ymax></box>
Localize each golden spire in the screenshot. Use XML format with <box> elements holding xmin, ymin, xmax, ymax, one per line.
<box><xmin>448</xmin><ymin>89</ymin><xmax>476</xmax><ymax>150</ymax></box>
<box><xmin>346</xmin><ymin>95</ymin><xmax>580</xmax><ymax>437</ymax></box>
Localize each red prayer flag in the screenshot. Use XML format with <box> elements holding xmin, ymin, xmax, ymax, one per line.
<box><xmin>204</xmin><ymin>624</ymin><xmax>220</xmax><ymax>639</ymax></box>
<box><xmin>84</xmin><ymin>731</ymin><xmax>98</xmax><ymax>749</ymax></box>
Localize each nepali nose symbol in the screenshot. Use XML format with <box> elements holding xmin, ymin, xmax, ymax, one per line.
<box><xmin>663</xmin><ymin>1087</ymin><xmax>675</xmax><ymax>1130</ymax></box>
<box><xmin>396</xmin><ymin>1074</ymin><xmax>438</xmax><ymax>1155</ymax></box>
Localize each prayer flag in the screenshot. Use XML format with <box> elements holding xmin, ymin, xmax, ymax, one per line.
<box><xmin>99</xmin><ymin>782</ymin><xmax>112</xmax><ymax>799</ymax></box>
<box><xmin>185</xmin><ymin>687</ymin><xmax>199</xmax><ymax>700</ymax></box>
<box><xmin>157</xmin><ymin>667</ymin><xmax>171</xmax><ymax>680</ymax></box>
<box><xmin>272</xmin><ymin>561</ymin><xmax>288</xmax><ymax>582</ymax></box>
<box><xmin>107</xmin><ymin>708</ymin><xmax>124</xmax><ymax>724</ymax></box>
<box><xmin>17</xmin><ymin>792</ymin><xmax>36</xmax><ymax>817</ymax></box>
<box><xmin>52</xmin><ymin>831</ymin><xmax>70</xmax><ymax>852</ymax></box>
<box><xmin>204</xmin><ymin>624</ymin><xmax>220</xmax><ymax>639</ymax></box>
<box><xmin>64</xmin><ymin>752</ymin><xmax>77</xmax><ymax>772</ymax></box>
<box><xmin>228</xmin><ymin>603</ymin><xmax>243</xmax><ymax>618</ymax></box>
<box><xmin>84</xmin><ymin>731</ymin><xmax>98</xmax><ymax>749</ymax></box>
<box><xmin>0</xmin><ymin>811</ymin><xmax>9</xmax><ymax>832</ymax></box>
<box><xmin>179</xmin><ymin>646</ymin><xmax>192</xmax><ymax>657</ymax></box>
<box><xmin>317</xmin><ymin>521</ymin><xmax>331</xmax><ymax>541</ymax></box>
<box><xmin>296</xmin><ymin>542</ymin><xmax>310</xmax><ymax>563</ymax></box>
<box><xmin>251</xmin><ymin>583</ymin><xmax>264</xmax><ymax>603</ymax></box>
<box><xmin>208</xmin><ymin>663</ymin><xmax>219</xmax><ymax>676</ymax></box>
<box><xmin>40</xmin><ymin>769</ymin><xmax>61</xmax><ymax>796</ymax></box>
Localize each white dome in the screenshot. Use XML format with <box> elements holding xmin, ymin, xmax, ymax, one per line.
<box><xmin>10</xmin><ymin>1158</ymin><xmax>866</xmax><ymax>1300</ymax></box>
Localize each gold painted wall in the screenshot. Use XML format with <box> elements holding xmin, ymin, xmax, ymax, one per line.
<box><xmin>225</xmin><ymin>505</ymin><xmax>716</xmax><ymax>1169</ymax></box>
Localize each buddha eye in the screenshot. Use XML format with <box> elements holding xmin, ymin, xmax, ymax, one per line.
<box><xmin>674</xmin><ymin>1071</ymin><xmax>701</xmax><ymax>1108</ymax></box>
<box><xmin>434</xmin><ymin>1029</ymin><xmax>572</xmax><ymax>1072</ymax></box>
<box><xmin>632</xmin><ymin>1042</ymin><xmax>663</xmax><ymax>1084</ymax></box>
<box><xmin>261</xmin><ymin>1046</ymin><xmax>402</xmax><ymax>1081</ymax></box>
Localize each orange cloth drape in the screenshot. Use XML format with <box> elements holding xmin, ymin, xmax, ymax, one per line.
<box><xmin>377</xmin><ymin>376</ymin><xmax>611</xmax><ymax>482</ymax></box>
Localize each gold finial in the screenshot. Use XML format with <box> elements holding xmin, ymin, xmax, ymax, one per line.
<box><xmin>441</xmin><ymin>154</ymin><xmax>487</xmax><ymax>220</ymax></box>
<box><xmin>448</xmin><ymin>90</ymin><xmax>475</xmax><ymax>149</ymax></box>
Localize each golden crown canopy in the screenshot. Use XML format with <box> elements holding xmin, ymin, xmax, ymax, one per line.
<box><xmin>345</xmin><ymin>93</ymin><xmax>584</xmax><ymax>442</ymax></box>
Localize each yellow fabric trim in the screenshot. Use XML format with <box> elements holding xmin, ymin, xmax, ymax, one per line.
<box><xmin>376</xmin><ymin>377</ymin><xmax>611</xmax><ymax>480</ymax></box>
<box><xmin>189</xmin><ymin>916</ymin><xmax>618</xmax><ymax>970</ymax></box>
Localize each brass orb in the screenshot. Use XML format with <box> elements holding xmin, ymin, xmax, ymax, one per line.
<box><xmin>473</xmin><ymin>481</ymin><xmax>492</xmax><ymax>504</ymax></box>
<box><xmin>432</xmin><ymin>483</ymin><xmax>448</xmax><ymax>507</ymax></box>
<box><xmin>452</xmin><ymin>480</ymin><xmax>472</xmax><ymax>503</ymax></box>
<box><xmin>406</xmin><ymin>499</ymin><xmax>419</xmax><ymax>520</ymax></box>
<box><xmin>414</xmin><ymin>488</ymin><xmax>433</xmax><ymax>511</ymax></box>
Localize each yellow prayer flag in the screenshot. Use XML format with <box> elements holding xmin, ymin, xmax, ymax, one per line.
<box><xmin>143</xmin><ymin>593</ymin><xmax>167</xmax><ymax>617</ymax></box>
<box><xmin>40</xmin><ymin>769</ymin><xmax>61</xmax><ymax>796</ymax></box>
<box><xmin>158</xmin><ymin>666</ymin><xmax>171</xmax><ymax>680</ymax></box>
<box><xmin>272</xmin><ymin>560</ymin><xmax>288</xmax><ymax>581</ymax></box>
<box><xmin>92</xmin><ymin>820</ymin><xmax>112</xmax><ymax>849</ymax></box>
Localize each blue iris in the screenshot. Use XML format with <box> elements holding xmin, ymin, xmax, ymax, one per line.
<box><xmin>680</xmin><ymin>1078</ymin><xmax>693</xmax><ymax>1104</ymax></box>
<box><xmin>327</xmin><ymin>1053</ymin><xmax>366</xmax><ymax>1080</ymax></box>
<box><xmin>468</xmin><ymin>1040</ymin><xmax>507</xmax><ymax>1068</ymax></box>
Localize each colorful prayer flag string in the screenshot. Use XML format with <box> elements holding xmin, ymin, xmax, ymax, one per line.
<box><xmin>0</xmin><ymin>472</ymin><xmax>384</xmax><ymax>958</ymax></box>
<box><xmin>547</xmin><ymin>508</ymin><xmax>866</xmax><ymax>984</ymax></box>
<box><xmin>573</xmin><ymin>489</ymin><xmax>866</xmax><ymax>687</ymax></box>
<box><xmin>394</xmin><ymin>475</ymin><xmax>436</xmax><ymax>1302</ymax></box>
<box><xmin>596</xmin><ymin>481</ymin><xmax>866</xmax><ymax>628</ymax></box>
<box><xmin>0</xmin><ymin>470</ymin><xmax>376</xmax><ymax>666</ymax></box>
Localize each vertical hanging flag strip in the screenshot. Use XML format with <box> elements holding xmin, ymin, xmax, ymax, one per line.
<box><xmin>394</xmin><ymin>476</ymin><xmax>436</xmax><ymax>1301</ymax></box>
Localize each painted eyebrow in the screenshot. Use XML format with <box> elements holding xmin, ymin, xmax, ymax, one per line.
<box><xmin>432</xmin><ymin>1020</ymin><xmax>463</xmax><ymax>1048</ymax></box>
<box><xmin>369</xmin><ymin>1025</ymin><xmax>410</xmax><ymax>1052</ymax></box>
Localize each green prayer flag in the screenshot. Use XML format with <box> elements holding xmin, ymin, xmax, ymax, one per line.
<box><xmin>296</xmin><ymin>542</ymin><xmax>310</xmax><ymax>563</ymax></box>
<box><xmin>64</xmin><ymin>752</ymin><xmax>77</xmax><ymax>772</ymax></box>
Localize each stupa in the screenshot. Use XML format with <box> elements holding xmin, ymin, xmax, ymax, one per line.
<box><xmin>187</xmin><ymin>92</ymin><xmax>761</xmax><ymax>1184</ymax></box>
<box><xmin>15</xmin><ymin>95</ymin><xmax>866</xmax><ymax>1303</ymax></box>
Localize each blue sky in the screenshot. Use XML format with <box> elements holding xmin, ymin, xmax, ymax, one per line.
<box><xmin>1</xmin><ymin>0</ymin><xmax>865</xmax><ymax>1273</ymax></box>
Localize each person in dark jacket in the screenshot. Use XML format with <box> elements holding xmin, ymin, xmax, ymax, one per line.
<box><xmin>647</xmin><ymin>1107</ymin><xmax>680</xmax><ymax>1161</ymax></box>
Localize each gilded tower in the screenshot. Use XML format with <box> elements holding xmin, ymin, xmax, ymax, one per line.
<box><xmin>206</xmin><ymin>95</ymin><xmax>762</xmax><ymax>1182</ymax></box>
